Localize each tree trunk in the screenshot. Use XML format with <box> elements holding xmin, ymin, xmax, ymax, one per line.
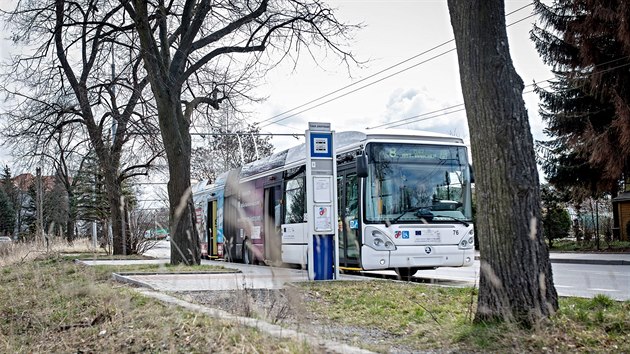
<box><xmin>447</xmin><ymin>0</ymin><xmax>558</xmax><ymax>326</ymax></box>
<box><xmin>65</xmin><ymin>190</ymin><xmax>75</xmax><ymax>243</ymax></box>
<box><xmin>128</xmin><ymin>0</ymin><xmax>201</xmax><ymax>266</ymax></box>
<box><xmin>104</xmin><ymin>172</ymin><xmax>125</xmax><ymax>255</ymax></box>
<box><xmin>157</xmin><ymin>95</ymin><xmax>200</xmax><ymax>265</ymax></box>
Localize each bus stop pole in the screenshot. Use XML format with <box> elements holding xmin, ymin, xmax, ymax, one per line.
<box><xmin>305</xmin><ymin>122</ymin><xmax>338</xmax><ymax>280</ymax></box>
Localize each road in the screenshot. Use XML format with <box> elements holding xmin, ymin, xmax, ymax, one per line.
<box><xmin>144</xmin><ymin>241</ymin><xmax>630</xmax><ymax>300</ymax></box>
<box><xmin>405</xmin><ymin>262</ymin><xmax>630</xmax><ymax>301</ymax></box>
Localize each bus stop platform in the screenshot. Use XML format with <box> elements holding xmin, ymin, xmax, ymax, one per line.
<box><xmin>77</xmin><ymin>259</ymin><xmax>370</xmax><ymax>292</ymax></box>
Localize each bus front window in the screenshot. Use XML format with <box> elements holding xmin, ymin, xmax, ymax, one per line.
<box><xmin>364</xmin><ymin>143</ymin><xmax>472</xmax><ymax>224</ymax></box>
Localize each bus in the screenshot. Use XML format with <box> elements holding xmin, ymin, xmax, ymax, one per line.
<box><xmin>193</xmin><ymin>129</ymin><xmax>475</xmax><ymax>277</ymax></box>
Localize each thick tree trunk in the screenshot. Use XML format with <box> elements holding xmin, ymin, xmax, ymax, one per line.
<box><xmin>157</xmin><ymin>95</ymin><xmax>200</xmax><ymax>266</ymax></box>
<box><xmin>104</xmin><ymin>172</ymin><xmax>126</xmax><ymax>255</ymax></box>
<box><xmin>447</xmin><ymin>0</ymin><xmax>558</xmax><ymax>326</ymax></box>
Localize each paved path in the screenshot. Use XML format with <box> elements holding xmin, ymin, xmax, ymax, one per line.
<box><xmin>78</xmin><ymin>259</ymin><xmax>370</xmax><ymax>292</ymax></box>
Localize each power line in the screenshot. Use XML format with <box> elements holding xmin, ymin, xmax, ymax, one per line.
<box><xmin>260</xmin><ymin>48</ymin><xmax>457</xmax><ymax>128</ymax></box>
<box><xmin>368</xmin><ymin>78</ymin><xmax>551</xmax><ymax>130</ymax></box>
<box><xmin>259</xmin><ymin>4</ymin><xmax>537</xmax><ymax>129</ymax></box>
<box><xmin>374</xmin><ymin>58</ymin><xmax>630</xmax><ymax>129</ymax></box>
<box><xmin>191</xmin><ymin>132</ymin><xmax>304</xmax><ymax>137</ymax></box>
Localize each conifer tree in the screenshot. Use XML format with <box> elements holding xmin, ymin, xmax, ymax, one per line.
<box><xmin>0</xmin><ymin>189</ymin><xmax>15</xmax><ymax>235</ymax></box>
<box><xmin>532</xmin><ymin>0</ymin><xmax>630</xmax><ymax>192</ymax></box>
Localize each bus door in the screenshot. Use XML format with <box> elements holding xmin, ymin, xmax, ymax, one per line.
<box><xmin>206</xmin><ymin>200</ymin><xmax>219</xmax><ymax>259</ymax></box>
<box><xmin>337</xmin><ymin>170</ymin><xmax>360</xmax><ymax>269</ymax></box>
<box><xmin>264</xmin><ymin>184</ymin><xmax>282</xmax><ymax>265</ymax></box>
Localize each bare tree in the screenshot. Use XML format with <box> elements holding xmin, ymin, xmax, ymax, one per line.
<box><xmin>447</xmin><ymin>0</ymin><xmax>558</xmax><ymax>326</ymax></box>
<box><xmin>1</xmin><ymin>0</ymin><xmax>163</xmax><ymax>254</ymax></box>
<box><xmin>191</xmin><ymin>122</ymin><xmax>275</xmax><ymax>182</ymax></box>
<box><xmin>120</xmin><ymin>0</ymin><xmax>357</xmax><ymax>265</ymax></box>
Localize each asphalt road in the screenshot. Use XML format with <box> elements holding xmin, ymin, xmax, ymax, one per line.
<box><xmin>406</xmin><ymin>262</ymin><xmax>630</xmax><ymax>301</ymax></box>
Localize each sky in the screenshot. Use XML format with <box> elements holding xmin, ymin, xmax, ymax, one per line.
<box><xmin>0</xmin><ymin>0</ymin><xmax>553</xmax><ymax>202</ymax></box>
<box><xmin>247</xmin><ymin>0</ymin><xmax>552</xmax><ymax>152</ymax></box>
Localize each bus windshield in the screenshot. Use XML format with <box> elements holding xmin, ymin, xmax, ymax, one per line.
<box><xmin>364</xmin><ymin>143</ymin><xmax>472</xmax><ymax>224</ymax></box>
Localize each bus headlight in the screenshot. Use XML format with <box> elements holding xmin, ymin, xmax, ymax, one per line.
<box><xmin>459</xmin><ymin>227</ymin><xmax>474</xmax><ymax>249</ymax></box>
<box><xmin>365</xmin><ymin>227</ymin><xmax>397</xmax><ymax>251</ymax></box>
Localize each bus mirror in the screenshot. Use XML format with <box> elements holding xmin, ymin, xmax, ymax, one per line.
<box><xmin>357</xmin><ymin>153</ymin><xmax>368</xmax><ymax>178</ymax></box>
<box><xmin>469</xmin><ymin>164</ymin><xmax>475</xmax><ymax>184</ymax></box>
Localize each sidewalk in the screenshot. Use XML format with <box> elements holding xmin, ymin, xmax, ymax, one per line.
<box><xmin>475</xmin><ymin>251</ymin><xmax>630</xmax><ymax>266</ymax></box>
<box><xmin>548</xmin><ymin>251</ymin><xmax>630</xmax><ymax>265</ymax></box>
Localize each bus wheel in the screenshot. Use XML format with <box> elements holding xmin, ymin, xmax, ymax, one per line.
<box><xmin>242</xmin><ymin>239</ymin><xmax>253</xmax><ymax>265</ymax></box>
<box><xmin>395</xmin><ymin>267</ymin><xmax>419</xmax><ymax>280</ymax></box>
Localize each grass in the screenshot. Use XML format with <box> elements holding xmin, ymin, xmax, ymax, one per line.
<box><xmin>3</xmin><ymin>239</ymin><xmax>629</xmax><ymax>353</ymax></box>
<box><xmin>550</xmin><ymin>239</ymin><xmax>630</xmax><ymax>252</ymax></box>
<box><xmin>294</xmin><ymin>281</ymin><xmax>630</xmax><ymax>353</ymax></box>
<box><xmin>0</xmin><ymin>243</ymin><xmax>312</xmax><ymax>353</ymax></box>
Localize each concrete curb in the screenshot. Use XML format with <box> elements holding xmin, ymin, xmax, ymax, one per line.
<box><xmin>548</xmin><ymin>258</ymin><xmax>630</xmax><ymax>266</ymax></box>
<box><xmin>135</xmin><ymin>289</ymin><xmax>376</xmax><ymax>354</ymax></box>
<box><xmin>112</xmin><ymin>273</ymin><xmax>159</xmax><ymax>290</ymax></box>
<box><xmin>474</xmin><ymin>256</ymin><xmax>630</xmax><ymax>266</ymax></box>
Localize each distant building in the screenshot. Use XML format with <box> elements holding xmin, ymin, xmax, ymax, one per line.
<box><xmin>612</xmin><ymin>181</ymin><xmax>630</xmax><ymax>241</ymax></box>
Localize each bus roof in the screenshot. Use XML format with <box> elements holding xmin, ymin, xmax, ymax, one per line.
<box><xmin>238</xmin><ymin>129</ymin><xmax>465</xmax><ymax>180</ymax></box>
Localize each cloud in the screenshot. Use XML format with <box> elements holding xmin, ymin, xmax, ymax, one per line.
<box><xmin>380</xmin><ymin>87</ymin><xmax>470</xmax><ymax>139</ymax></box>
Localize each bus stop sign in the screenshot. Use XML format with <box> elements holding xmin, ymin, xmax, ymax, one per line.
<box><xmin>305</xmin><ymin>122</ymin><xmax>339</xmax><ymax>280</ymax></box>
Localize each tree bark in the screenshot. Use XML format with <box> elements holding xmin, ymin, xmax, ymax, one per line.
<box><xmin>156</xmin><ymin>95</ymin><xmax>200</xmax><ymax>265</ymax></box>
<box><xmin>447</xmin><ymin>0</ymin><xmax>558</xmax><ymax>326</ymax></box>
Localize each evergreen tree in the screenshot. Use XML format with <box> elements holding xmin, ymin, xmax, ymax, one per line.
<box><xmin>532</xmin><ymin>0</ymin><xmax>630</xmax><ymax>190</ymax></box>
<box><xmin>73</xmin><ymin>153</ymin><xmax>110</xmax><ymax>224</ymax></box>
<box><xmin>0</xmin><ymin>189</ymin><xmax>15</xmax><ymax>235</ymax></box>
<box><xmin>0</xmin><ymin>165</ymin><xmax>19</xmax><ymax>234</ymax></box>
<box><xmin>534</xmin><ymin>73</ymin><xmax>618</xmax><ymax>199</ymax></box>
<box><xmin>42</xmin><ymin>175</ymin><xmax>69</xmax><ymax>237</ymax></box>
<box><xmin>541</xmin><ymin>184</ymin><xmax>572</xmax><ymax>248</ymax></box>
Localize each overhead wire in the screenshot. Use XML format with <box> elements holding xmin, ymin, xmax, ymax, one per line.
<box><xmin>375</xmin><ymin>58</ymin><xmax>630</xmax><ymax>129</ymax></box>
<box><xmin>258</xmin><ymin>3</ymin><xmax>536</xmax><ymax>130</ymax></box>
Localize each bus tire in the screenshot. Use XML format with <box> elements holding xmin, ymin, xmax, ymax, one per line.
<box><xmin>395</xmin><ymin>267</ymin><xmax>419</xmax><ymax>280</ymax></box>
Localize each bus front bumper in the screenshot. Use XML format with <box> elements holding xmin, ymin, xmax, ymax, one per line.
<box><xmin>361</xmin><ymin>245</ymin><xmax>475</xmax><ymax>270</ymax></box>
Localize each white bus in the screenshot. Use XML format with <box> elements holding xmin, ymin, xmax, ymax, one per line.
<box><xmin>193</xmin><ymin>129</ymin><xmax>475</xmax><ymax>277</ymax></box>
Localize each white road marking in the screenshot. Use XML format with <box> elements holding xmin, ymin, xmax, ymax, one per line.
<box><xmin>588</xmin><ymin>288</ymin><xmax>619</xmax><ymax>292</ymax></box>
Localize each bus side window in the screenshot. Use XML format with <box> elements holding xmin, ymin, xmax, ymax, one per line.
<box><xmin>284</xmin><ymin>175</ymin><xmax>306</xmax><ymax>224</ymax></box>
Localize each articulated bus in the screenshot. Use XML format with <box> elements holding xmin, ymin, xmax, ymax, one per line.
<box><xmin>192</xmin><ymin>129</ymin><xmax>475</xmax><ymax>276</ymax></box>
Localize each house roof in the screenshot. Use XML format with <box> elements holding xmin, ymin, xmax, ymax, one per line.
<box><xmin>612</xmin><ymin>191</ymin><xmax>630</xmax><ymax>203</ymax></box>
<box><xmin>12</xmin><ymin>173</ymin><xmax>58</xmax><ymax>192</ymax></box>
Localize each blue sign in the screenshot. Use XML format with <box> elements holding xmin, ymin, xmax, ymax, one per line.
<box><xmin>310</xmin><ymin>133</ymin><xmax>332</xmax><ymax>158</ymax></box>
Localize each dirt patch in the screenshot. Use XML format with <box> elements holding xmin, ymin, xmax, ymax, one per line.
<box><xmin>177</xmin><ymin>287</ymin><xmax>406</xmax><ymax>353</ymax></box>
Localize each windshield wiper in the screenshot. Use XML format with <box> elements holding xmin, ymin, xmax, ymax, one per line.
<box><xmin>431</xmin><ymin>215</ymin><xmax>470</xmax><ymax>227</ymax></box>
<box><xmin>388</xmin><ymin>205</ymin><xmax>433</xmax><ymax>224</ymax></box>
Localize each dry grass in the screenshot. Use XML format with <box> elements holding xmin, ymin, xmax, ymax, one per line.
<box><xmin>0</xmin><ymin>238</ymin><xmax>102</xmax><ymax>267</ymax></box>
<box><xmin>0</xmin><ymin>245</ymin><xmax>313</xmax><ymax>353</ymax></box>
<box><xmin>293</xmin><ymin>281</ymin><xmax>630</xmax><ymax>353</ymax></box>
<box><xmin>4</xmin><ymin>239</ymin><xmax>628</xmax><ymax>353</ymax></box>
